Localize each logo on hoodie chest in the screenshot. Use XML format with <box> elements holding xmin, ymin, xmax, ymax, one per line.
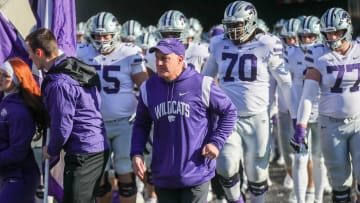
<box><xmin>154</xmin><ymin>100</ymin><xmax>190</xmax><ymax>121</ymax></box>
<box><xmin>0</xmin><ymin>108</ymin><xmax>7</xmax><ymax>117</ymax></box>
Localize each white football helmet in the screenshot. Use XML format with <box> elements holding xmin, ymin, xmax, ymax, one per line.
<box><xmin>76</xmin><ymin>22</ymin><xmax>86</xmax><ymax>35</ymax></box>
<box><xmin>298</xmin><ymin>15</ymin><xmax>323</xmax><ymax>51</ymax></box>
<box><xmin>222</xmin><ymin>1</ymin><xmax>258</xmax><ymax>43</ymax></box>
<box><xmin>121</xmin><ymin>20</ymin><xmax>143</xmax><ymax>42</ymax></box>
<box><xmin>280</xmin><ymin>18</ymin><xmax>301</xmax><ymax>38</ymax></box>
<box><xmin>188</xmin><ymin>17</ymin><xmax>203</xmax><ymax>42</ymax></box>
<box><xmin>157</xmin><ymin>10</ymin><xmax>188</xmax><ymax>41</ymax></box>
<box><xmin>273</xmin><ymin>18</ymin><xmax>287</xmax><ymax>36</ymax></box>
<box><xmin>143</xmin><ymin>25</ymin><xmax>158</xmax><ymax>33</ymax></box>
<box><xmin>83</xmin><ymin>15</ymin><xmax>95</xmax><ymax>43</ymax></box>
<box><xmin>320</xmin><ymin>7</ymin><xmax>353</xmax><ymax>50</ymax></box>
<box><xmin>257</xmin><ymin>18</ymin><xmax>269</xmax><ymax>33</ymax></box>
<box><xmin>89</xmin><ymin>12</ymin><xmax>120</xmax><ymax>54</ymax></box>
<box><xmin>135</xmin><ymin>32</ymin><xmax>160</xmax><ymax>50</ymax></box>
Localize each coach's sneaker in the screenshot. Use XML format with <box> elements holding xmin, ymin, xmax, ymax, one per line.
<box><xmin>283</xmin><ymin>174</ymin><xmax>294</xmax><ymax>189</ymax></box>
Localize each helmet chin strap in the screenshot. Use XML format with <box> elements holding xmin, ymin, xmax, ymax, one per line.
<box><xmin>328</xmin><ymin>35</ymin><xmax>346</xmax><ymax>51</ymax></box>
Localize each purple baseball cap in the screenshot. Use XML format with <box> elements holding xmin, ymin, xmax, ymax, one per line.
<box><xmin>149</xmin><ymin>38</ymin><xmax>185</xmax><ymax>56</ymax></box>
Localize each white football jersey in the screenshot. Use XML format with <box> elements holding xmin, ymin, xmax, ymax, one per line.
<box><xmin>77</xmin><ymin>43</ymin><xmax>146</xmax><ymax>120</ymax></box>
<box><xmin>305</xmin><ymin>40</ymin><xmax>360</xmax><ymax>118</ymax></box>
<box><xmin>144</xmin><ymin>49</ymin><xmax>156</xmax><ymax>73</ymax></box>
<box><xmin>208</xmin><ymin>34</ymin><xmax>225</xmax><ymax>53</ymax></box>
<box><xmin>185</xmin><ymin>42</ymin><xmax>209</xmax><ymax>73</ymax></box>
<box><xmin>285</xmin><ymin>45</ymin><xmax>319</xmax><ymax>122</ymax></box>
<box><xmin>202</xmin><ymin>33</ymin><xmax>292</xmax><ymax>116</ymax></box>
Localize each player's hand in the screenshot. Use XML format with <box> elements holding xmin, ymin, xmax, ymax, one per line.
<box><xmin>131</xmin><ymin>155</ymin><xmax>146</xmax><ymax>180</ymax></box>
<box><xmin>290</xmin><ymin>125</ymin><xmax>307</xmax><ymax>153</ymax></box>
<box><xmin>202</xmin><ymin>143</ymin><xmax>219</xmax><ymax>159</ymax></box>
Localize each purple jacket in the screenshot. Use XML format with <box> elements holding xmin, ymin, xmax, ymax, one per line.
<box><xmin>42</xmin><ymin>56</ymin><xmax>108</xmax><ymax>156</ymax></box>
<box><xmin>131</xmin><ymin>65</ymin><xmax>237</xmax><ymax>188</ymax></box>
<box><xmin>0</xmin><ymin>93</ymin><xmax>39</xmax><ymax>177</ymax></box>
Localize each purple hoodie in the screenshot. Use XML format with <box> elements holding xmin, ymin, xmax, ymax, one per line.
<box><xmin>42</xmin><ymin>56</ymin><xmax>108</xmax><ymax>156</ymax></box>
<box><xmin>131</xmin><ymin>65</ymin><xmax>237</xmax><ymax>188</ymax></box>
<box><xmin>0</xmin><ymin>93</ymin><xmax>39</xmax><ymax>176</ymax></box>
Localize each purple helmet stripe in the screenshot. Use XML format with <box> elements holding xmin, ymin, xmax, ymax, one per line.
<box><xmin>328</xmin><ymin>8</ymin><xmax>336</xmax><ymax>28</ymax></box>
<box><xmin>227</xmin><ymin>1</ymin><xmax>238</xmax><ymax>17</ymax></box>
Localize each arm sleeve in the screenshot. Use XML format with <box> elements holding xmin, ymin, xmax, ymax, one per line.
<box><xmin>130</xmin><ymin>83</ymin><xmax>153</xmax><ymax>159</ymax></box>
<box><xmin>207</xmin><ymin>81</ymin><xmax>237</xmax><ymax>150</ymax></box>
<box><xmin>270</xmin><ymin>63</ymin><xmax>298</xmax><ymax>119</ymax></box>
<box><xmin>201</xmin><ymin>53</ymin><xmax>218</xmax><ymax>77</ymax></box>
<box><xmin>297</xmin><ymin>79</ymin><xmax>319</xmax><ymax>125</ymax></box>
<box><xmin>46</xmin><ymin>83</ymin><xmax>76</xmax><ymax>156</ymax></box>
<box><xmin>130</xmin><ymin>53</ymin><xmax>147</xmax><ymax>75</ymax></box>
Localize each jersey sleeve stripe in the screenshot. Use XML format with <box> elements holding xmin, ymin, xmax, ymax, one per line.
<box><xmin>201</xmin><ymin>76</ymin><xmax>213</xmax><ymax>107</ymax></box>
<box><xmin>140</xmin><ymin>81</ymin><xmax>148</xmax><ymax>107</ymax></box>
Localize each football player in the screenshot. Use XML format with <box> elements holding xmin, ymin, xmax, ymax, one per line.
<box><xmin>294</xmin><ymin>7</ymin><xmax>360</xmax><ymax>203</ymax></box>
<box><xmin>202</xmin><ymin>1</ymin><xmax>297</xmax><ymax>202</ymax></box>
<box><xmin>156</xmin><ymin>10</ymin><xmax>209</xmax><ymax>73</ymax></box>
<box><xmin>121</xmin><ymin>20</ymin><xmax>143</xmax><ymax>43</ymax></box>
<box><xmin>77</xmin><ymin>11</ymin><xmax>148</xmax><ymax>203</ymax></box>
<box><xmin>283</xmin><ymin>16</ymin><xmax>327</xmax><ymax>203</ymax></box>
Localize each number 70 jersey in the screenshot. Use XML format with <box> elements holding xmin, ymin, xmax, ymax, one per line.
<box><xmin>202</xmin><ymin>33</ymin><xmax>289</xmax><ymax>116</ymax></box>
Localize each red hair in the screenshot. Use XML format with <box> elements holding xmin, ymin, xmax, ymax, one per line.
<box><xmin>8</xmin><ymin>57</ymin><xmax>48</xmax><ymax>138</ymax></box>
<box><xmin>9</xmin><ymin>58</ymin><xmax>41</xmax><ymax>96</ymax></box>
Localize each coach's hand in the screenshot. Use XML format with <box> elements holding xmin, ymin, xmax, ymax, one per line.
<box><xmin>131</xmin><ymin>155</ymin><xmax>146</xmax><ymax>180</ymax></box>
<box><xmin>202</xmin><ymin>143</ymin><xmax>219</xmax><ymax>160</ymax></box>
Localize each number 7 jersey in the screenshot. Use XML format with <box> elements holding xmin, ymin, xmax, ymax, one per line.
<box><xmin>77</xmin><ymin>42</ymin><xmax>146</xmax><ymax>120</ymax></box>
<box><xmin>304</xmin><ymin>41</ymin><xmax>360</xmax><ymax>118</ymax></box>
<box><xmin>202</xmin><ymin>33</ymin><xmax>290</xmax><ymax>116</ymax></box>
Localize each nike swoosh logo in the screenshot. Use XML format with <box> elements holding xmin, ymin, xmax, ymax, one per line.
<box><xmin>179</xmin><ymin>92</ymin><xmax>188</xmax><ymax>96</ymax></box>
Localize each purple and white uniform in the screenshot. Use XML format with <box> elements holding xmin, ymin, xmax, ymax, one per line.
<box><xmin>304</xmin><ymin>41</ymin><xmax>360</xmax><ymax>192</ymax></box>
<box><xmin>202</xmin><ymin>32</ymin><xmax>295</xmax><ymax>202</ymax></box>
<box><xmin>77</xmin><ymin>42</ymin><xmax>146</xmax><ymax>174</ymax></box>
<box><xmin>185</xmin><ymin>41</ymin><xmax>209</xmax><ymax>73</ymax></box>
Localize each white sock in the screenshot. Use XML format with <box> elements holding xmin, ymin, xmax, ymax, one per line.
<box><xmin>223</xmin><ymin>180</ymin><xmax>242</xmax><ymax>202</ymax></box>
<box><xmin>250</xmin><ymin>192</ymin><xmax>266</xmax><ymax>203</ymax></box>
<box><xmin>312</xmin><ymin>156</ymin><xmax>327</xmax><ymax>203</ymax></box>
<box><xmin>293</xmin><ymin>152</ymin><xmax>309</xmax><ymax>203</ymax></box>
